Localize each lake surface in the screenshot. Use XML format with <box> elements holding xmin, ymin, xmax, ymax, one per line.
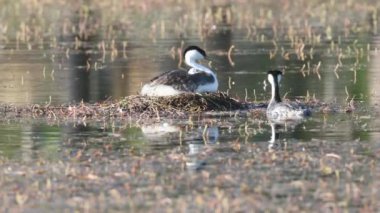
<box><xmin>2</xmin><ymin>34</ymin><xmax>380</xmax><ymax>105</ymax></box>
<box><xmin>0</xmin><ymin>0</ymin><xmax>379</xmax><ymax>211</ymax></box>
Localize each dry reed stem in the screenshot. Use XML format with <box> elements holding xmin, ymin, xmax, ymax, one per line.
<box><xmin>227</xmin><ymin>45</ymin><xmax>235</xmax><ymax>66</ymax></box>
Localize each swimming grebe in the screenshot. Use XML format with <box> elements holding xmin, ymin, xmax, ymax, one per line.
<box><xmin>266</xmin><ymin>70</ymin><xmax>311</xmax><ymax>122</ymax></box>
<box><xmin>141</xmin><ymin>46</ymin><xmax>218</xmax><ymax>96</ymax></box>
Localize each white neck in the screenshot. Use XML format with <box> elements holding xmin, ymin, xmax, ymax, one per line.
<box><xmin>185</xmin><ymin>51</ymin><xmax>215</xmax><ymax>77</ymax></box>
<box><xmin>268</xmin><ymin>74</ymin><xmax>281</xmax><ymax>105</ymax></box>
<box><xmin>270</xmin><ymin>82</ymin><xmax>276</xmax><ymax>103</ymax></box>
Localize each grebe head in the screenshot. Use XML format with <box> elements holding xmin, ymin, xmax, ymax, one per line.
<box><xmin>267</xmin><ymin>70</ymin><xmax>282</xmax><ymax>85</ymax></box>
<box><xmin>183</xmin><ymin>46</ymin><xmax>207</xmax><ymax>61</ymax></box>
<box><xmin>183</xmin><ymin>45</ymin><xmax>216</xmax><ymax>81</ymax></box>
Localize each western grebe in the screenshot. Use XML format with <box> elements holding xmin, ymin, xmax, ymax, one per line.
<box><xmin>266</xmin><ymin>70</ymin><xmax>311</xmax><ymax>122</ymax></box>
<box><xmin>141</xmin><ymin>46</ymin><xmax>218</xmax><ymax>96</ymax></box>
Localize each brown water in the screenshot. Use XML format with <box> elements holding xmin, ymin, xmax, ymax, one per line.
<box><xmin>0</xmin><ymin>0</ymin><xmax>380</xmax><ymax>211</ymax></box>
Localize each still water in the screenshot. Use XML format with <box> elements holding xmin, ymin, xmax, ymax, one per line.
<box><xmin>0</xmin><ymin>112</ymin><xmax>378</xmax><ymax>161</ymax></box>
<box><xmin>2</xmin><ymin>33</ymin><xmax>380</xmax><ymax>105</ymax></box>
<box><xmin>0</xmin><ymin>0</ymin><xmax>380</xmax><ymax>211</ymax></box>
<box><xmin>0</xmin><ymin>110</ymin><xmax>379</xmax><ymax>210</ymax></box>
<box><xmin>1</xmin><ymin>31</ymin><xmax>380</xmax><ymax>158</ymax></box>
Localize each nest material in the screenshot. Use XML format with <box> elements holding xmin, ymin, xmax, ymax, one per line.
<box><xmin>120</xmin><ymin>92</ymin><xmax>248</xmax><ymax>117</ymax></box>
<box><xmin>0</xmin><ymin>92</ymin><xmax>251</xmax><ymax>121</ymax></box>
<box><xmin>0</xmin><ymin>93</ymin><xmax>347</xmax><ymax>121</ymax></box>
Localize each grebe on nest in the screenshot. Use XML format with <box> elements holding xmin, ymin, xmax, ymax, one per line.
<box><xmin>141</xmin><ymin>46</ymin><xmax>218</xmax><ymax>96</ymax></box>
<box><xmin>266</xmin><ymin>70</ymin><xmax>311</xmax><ymax>122</ymax></box>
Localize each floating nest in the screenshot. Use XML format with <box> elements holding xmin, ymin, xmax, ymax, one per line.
<box><xmin>0</xmin><ymin>92</ymin><xmax>359</xmax><ymax>121</ymax></box>
<box><xmin>0</xmin><ymin>92</ymin><xmax>255</xmax><ymax>121</ymax></box>
<box><xmin>120</xmin><ymin>92</ymin><xmax>250</xmax><ymax>117</ymax></box>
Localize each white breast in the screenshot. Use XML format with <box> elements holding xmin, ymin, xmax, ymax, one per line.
<box><xmin>194</xmin><ymin>79</ymin><xmax>218</xmax><ymax>93</ymax></box>
<box><xmin>141</xmin><ymin>83</ymin><xmax>184</xmax><ymax>96</ymax></box>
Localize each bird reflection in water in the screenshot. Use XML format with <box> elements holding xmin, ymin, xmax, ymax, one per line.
<box><xmin>186</xmin><ymin>126</ymin><xmax>219</xmax><ymax>172</ymax></box>
<box><xmin>268</xmin><ymin>123</ymin><xmax>281</xmax><ymax>151</ymax></box>
<box><xmin>140</xmin><ymin>122</ymin><xmax>219</xmax><ymax>171</ymax></box>
<box><xmin>267</xmin><ymin>120</ymin><xmax>306</xmax><ymax>151</ymax></box>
